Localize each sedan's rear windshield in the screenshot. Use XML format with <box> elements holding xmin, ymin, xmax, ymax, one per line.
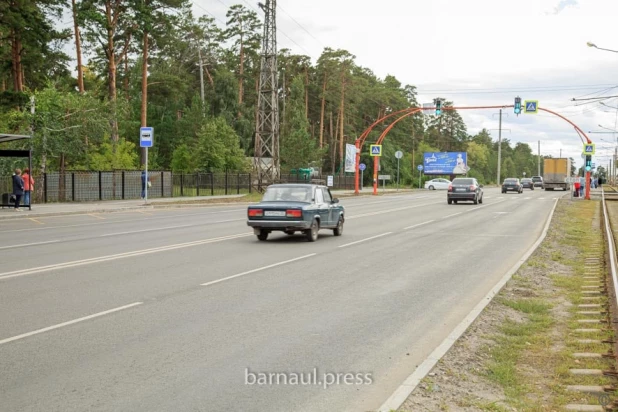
<box><xmin>452</xmin><ymin>179</ymin><xmax>473</xmax><ymax>185</ymax></box>
<box><xmin>504</xmin><ymin>179</ymin><xmax>518</xmax><ymax>183</ymax></box>
<box><xmin>262</xmin><ymin>187</ymin><xmax>312</xmax><ymax>202</ymax></box>
<box><xmin>532</xmin><ymin>177</ymin><xmax>542</xmax><ymax>181</ymax></box>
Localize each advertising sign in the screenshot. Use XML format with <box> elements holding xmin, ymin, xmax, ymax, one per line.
<box><xmin>423</xmin><ymin>152</ymin><xmax>470</xmax><ymax>175</ymax></box>
<box><xmin>344</xmin><ymin>144</ymin><xmax>356</xmax><ymax>173</ymax></box>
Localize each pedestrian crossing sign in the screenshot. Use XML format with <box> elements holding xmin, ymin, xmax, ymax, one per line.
<box><xmin>370</xmin><ymin>145</ymin><xmax>382</xmax><ymax>156</ymax></box>
<box><xmin>524</xmin><ymin>100</ymin><xmax>538</xmax><ymax>114</ymax></box>
<box><xmin>583</xmin><ymin>143</ymin><xmax>595</xmax><ymax>155</ymax></box>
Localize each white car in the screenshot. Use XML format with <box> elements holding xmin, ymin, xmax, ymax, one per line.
<box><xmin>424</xmin><ymin>178</ymin><xmax>451</xmax><ymax>190</ymax></box>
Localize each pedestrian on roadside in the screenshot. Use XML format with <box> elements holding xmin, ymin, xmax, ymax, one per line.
<box><xmin>579</xmin><ymin>176</ymin><xmax>585</xmax><ymax>197</ymax></box>
<box><xmin>574</xmin><ymin>180</ymin><xmax>580</xmax><ymax>197</ymax></box>
<box><xmin>141</xmin><ymin>170</ymin><xmax>151</xmax><ymax>199</ymax></box>
<box><xmin>12</xmin><ymin>168</ymin><xmax>24</xmax><ymax>211</ymax></box>
<box><xmin>22</xmin><ymin>167</ymin><xmax>34</xmax><ymax>206</ymax></box>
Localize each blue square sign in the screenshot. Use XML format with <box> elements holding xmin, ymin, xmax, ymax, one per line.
<box><xmin>140</xmin><ymin>127</ymin><xmax>153</xmax><ymax>148</ymax></box>
<box><xmin>524</xmin><ymin>100</ymin><xmax>538</xmax><ymax>114</ymax></box>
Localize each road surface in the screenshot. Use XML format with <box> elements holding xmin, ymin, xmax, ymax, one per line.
<box><xmin>0</xmin><ymin>188</ymin><xmax>563</xmax><ymax>412</ymax></box>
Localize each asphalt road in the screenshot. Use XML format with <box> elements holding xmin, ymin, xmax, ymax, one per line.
<box><xmin>0</xmin><ymin>187</ymin><xmax>564</xmax><ymax>412</ymax></box>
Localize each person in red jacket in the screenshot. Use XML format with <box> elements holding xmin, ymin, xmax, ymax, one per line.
<box><xmin>573</xmin><ymin>180</ymin><xmax>581</xmax><ymax>198</ymax></box>
<box><xmin>22</xmin><ymin>168</ymin><xmax>34</xmax><ymax>206</ymax></box>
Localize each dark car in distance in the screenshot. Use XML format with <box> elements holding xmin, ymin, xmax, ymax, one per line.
<box><xmin>521</xmin><ymin>178</ymin><xmax>534</xmax><ymax>190</ymax></box>
<box><xmin>247</xmin><ymin>184</ymin><xmax>345</xmax><ymax>242</ymax></box>
<box><xmin>447</xmin><ymin>178</ymin><xmax>483</xmax><ymax>204</ymax></box>
<box><xmin>502</xmin><ymin>178</ymin><xmax>523</xmax><ymax>194</ymax></box>
<box><xmin>531</xmin><ymin>176</ymin><xmax>544</xmax><ymax>188</ymax></box>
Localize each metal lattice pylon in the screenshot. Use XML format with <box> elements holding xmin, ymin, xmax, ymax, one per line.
<box><xmin>253</xmin><ymin>0</ymin><xmax>279</xmax><ymax>192</ymax></box>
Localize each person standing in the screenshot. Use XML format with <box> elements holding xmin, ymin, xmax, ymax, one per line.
<box><xmin>12</xmin><ymin>169</ymin><xmax>24</xmax><ymax>211</ymax></box>
<box><xmin>22</xmin><ymin>167</ymin><xmax>34</xmax><ymax>206</ymax></box>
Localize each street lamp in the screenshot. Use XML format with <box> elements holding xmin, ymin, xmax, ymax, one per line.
<box><xmin>587</xmin><ymin>42</ymin><xmax>618</xmax><ymax>53</ymax></box>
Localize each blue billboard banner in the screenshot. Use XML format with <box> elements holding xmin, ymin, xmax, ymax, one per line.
<box><xmin>423</xmin><ymin>152</ymin><xmax>470</xmax><ymax>175</ymax></box>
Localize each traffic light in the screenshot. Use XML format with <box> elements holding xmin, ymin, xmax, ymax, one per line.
<box><xmin>585</xmin><ymin>155</ymin><xmax>592</xmax><ymax>172</ymax></box>
<box><xmin>435</xmin><ymin>99</ymin><xmax>442</xmax><ymax>116</ymax></box>
<box><xmin>514</xmin><ymin>96</ymin><xmax>522</xmax><ymax>115</ymax></box>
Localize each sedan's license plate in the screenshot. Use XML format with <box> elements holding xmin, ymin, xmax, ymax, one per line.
<box><xmin>456</xmin><ymin>188</ymin><xmax>466</xmax><ymax>191</ymax></box>
<box><xmin>264</xmin><ymin>211</ymin><xmax>286</xmax><ymax>217</ymax></box>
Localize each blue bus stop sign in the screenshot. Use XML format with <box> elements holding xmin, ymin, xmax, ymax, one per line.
<box><xmin>417</xmin><ymin>165</ymin><xmax>423</xmax><ymax>171</ymax></box>
<box><xmin>359</xmin><ymin>163</ymin><xmax>366</xmax><ymax>171</ymax></box>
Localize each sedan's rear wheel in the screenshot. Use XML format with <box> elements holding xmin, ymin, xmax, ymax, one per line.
<box><xmin>473</xmin><ymin>195</ymin><xmax>478</xmax><ymax>205</ymax></box>
<box><xmin>305</xmin><ymin>219</ymin><xmax>319</xmax><ymax>242</ymax></box>
<box><xmin>333</xmin><ymin>216</ymin><xmax>344</xmax><ymax>236</ymax></box>
<box><xmin>447</xmin><ymin>198</ymin><xmax>452</xmax><ymax>204</ymax></box>
<box><xmin>257</xmin><ymin>230</ymin><xmax>269</xmax><ymax>241</ymax></box>
<box><xmin>479</xmin><ymin>195</ymin><xmax>483</xmax><ymax>204</ymax></box>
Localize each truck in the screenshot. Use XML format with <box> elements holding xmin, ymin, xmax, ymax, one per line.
<box><xmin>543</xmin><ymin>158</ymin><xmax>571</xmax><ymax>191</ymax></box>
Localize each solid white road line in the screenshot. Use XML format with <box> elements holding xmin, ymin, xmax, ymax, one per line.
<box><xmin>0</xmin><ymin>233</ymin><xmax>252</xmax><ymax>281</ymax></box>
<box><xmin>403</xmin><ymin>220</ymin><xmax>435</xmax><ymax>230</ymax></box>
<box><xmin>0</xmin><ymin>302</ymin><xmax>143</xmax><ymax>346</ymax></box>
<box><xmin>377</xmin><ymin>198</ymin><xmax>560</xmax><ymax>412</ymax></box>
<box><xmin>0</xmin><ymin>239</ymin><xmax>62</xmax><ymax>250</ymax></box>
<box><xmin>337</xmin><ymin>232</ymin><xmax>392</xmax><ymax>248</ymax></box>
<box><xmin>200</xmin><ymin>254</ymin><xmax>317</xmax><ymax>287</ymax></box>
<box><xmin>1</xmin><ymin>208</ymin><xmax>247</xmax><ymax>233</ymax></box>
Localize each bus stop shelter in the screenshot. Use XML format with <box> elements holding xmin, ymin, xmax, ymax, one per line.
<box><xmin>0</xmin><ymin>133</ymin><xmax>32</xmax><ymax>210</ymax></box>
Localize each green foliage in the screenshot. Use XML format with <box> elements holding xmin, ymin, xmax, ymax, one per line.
<box><xmin>89</xmin><ymin>137</ymin><xmax>139</xmax><ymax>170</ymax></box>
<box><xmin>196</xmin><ymin>117</ymin><xmax>248</xmax><ymax>172</ymax></box>
<box><xmin>281</xmin><ymin>76</ymin><xmax>325</xmax><ymax>169</ymax></box>
<box><xmin>171</xmin><ymin>144</ymin><xmax>195</xmax><ymax>172</ymax></box>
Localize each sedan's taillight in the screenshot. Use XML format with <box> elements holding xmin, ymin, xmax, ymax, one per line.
<box><xmin>448</xmin><ymin>185</ymin><xmax>453</xmax><ymax>191</ymax></box>
<box><xmin>470</xmin><ymin>185</ymin><xmax>476</xmax><ymax>191</ymax></box>
<box><xmin>248</xmin><ymin>209</ymin><xmax>263</xmax><ymax>217</ymax></box>
<box><xmin>286</xmin><ymin>209</ymin><xmax>302</xmax><ymax>218</ymax></box>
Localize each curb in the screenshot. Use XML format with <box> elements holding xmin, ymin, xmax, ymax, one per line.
<box><xmin>377</xmin><ymin>196</ymin><xmax>561</xmax><ymax>412</ymax></box>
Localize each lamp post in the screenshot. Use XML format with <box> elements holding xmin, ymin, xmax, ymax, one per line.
<box><xmin>587</xmin><ymin>42</ymin><xmax>618</xmax><ymax>53</ymax></box>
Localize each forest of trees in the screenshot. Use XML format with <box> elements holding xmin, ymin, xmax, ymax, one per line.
<box><xmin>0</xmin><ymin>0</ymin><xmax>550</xmax><ymax>185</ymax></box>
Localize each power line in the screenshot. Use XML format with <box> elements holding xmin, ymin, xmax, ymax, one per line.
<box><xmin>277</xmin><ymin>3</ymin><xmax>324</xmax><ymax>47</ymax></box>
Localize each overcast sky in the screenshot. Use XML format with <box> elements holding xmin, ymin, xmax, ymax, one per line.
<box><xmin>191</xmin><ymin>0</ymin><xmax>618</xmax><ymax>170</ymax></box>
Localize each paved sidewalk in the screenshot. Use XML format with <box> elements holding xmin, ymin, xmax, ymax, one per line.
<box><xmin>0</xmin><ymin>188</ymin><xmax>418</xmax><ymax>220</ymax></box>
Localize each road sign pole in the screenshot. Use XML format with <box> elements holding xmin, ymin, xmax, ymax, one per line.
<box><xmin>419</xmin><ymin>170</ymin><xmax>421</xmax><ymax>189</ymax></box>
<box><xmin>144</xmin><ymin>147</ymin><xmax>148</xmax><ymax>203</ymax></box>
<box><xmin>373</xmin><ymin>156</ymin><xmax>378</xmax><ymax>195</ymax></box>
<box><xmin>361</xmin><ymin>169</ymin><xmax>363</xmax><ymax>190</ymax></box>
<box><xmin>397</xmin><ymin>158</ymin><xmax>400</xmax><ymax>191</ymax></box>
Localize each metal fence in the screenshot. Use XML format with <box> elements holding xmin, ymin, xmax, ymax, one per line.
<box><xmin>0</xmin><ymin>171</ymin><xmax>357</xmax><ymax>203</ymax></box>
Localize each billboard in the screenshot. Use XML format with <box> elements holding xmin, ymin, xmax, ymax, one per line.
<box><xmin>344</xmin><ymin>143</ymin><xmax>356</xmax><ymax>172</ymax></box>
<box><xmin>423</xmin><ymin>152</ymin><xmax>470</xmax><ymax>175</ymax></box>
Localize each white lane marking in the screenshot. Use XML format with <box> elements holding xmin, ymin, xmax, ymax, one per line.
<box><xmin>524</xmin><ymin>197</ymin><xmax>531</xmax><ymax>200</ymax></box>
<box><xmin>464</xmin><ymin>199</ymin><xmax>506</xmax><ymax>212</ymax></box>
<box><xmin>539</xmin><ymin>198</ymin><xmax>545</xmax><ymax>200</ymax></box>
<box><xmin>377</xmin><ymin>198</ymin><xmax>561</xmax><ymax>412</ymax></box>
<box><xmin>347</xmin><ymin>201</ymin><xmax>442</xmax><ymax>219</ymax></box>
<box><xmin>0</xmin><ymin>239</ymin><xmax>62</xmax><ymax>251</ymax></box>
<box><xmin>404</xmin><ymin>220</ymin><xmax>435</xmax><ymax>230</ymax></box>
<box><xmin>201</xmin><ymin>254</ymin><xmax>316</xmax><ymax>287</ymax></box>
<box><xmin>337</xmin><ymin>232</ymin><xmax>392</xmax><ymax>248</ymax></box>
<box><xmin>97</xmin><ymin>219</ymin><xmax>244</xmax><ymax>238</ymax></box>
<box><xmin>0</xmin><ymin>302</ymin><xmax>143</xmax><ymax>346</ymax></box>
<box><xmin>0</xmin><ymin>233</ymin><xmax>252</xmax><ymax>281</ymax></box>
<box><xmin>1</xmin><ymin>208</ymin><xmax>247</xmax><ymax>233</ymax></box>
<box><xmin>442</xmin><ymin>212</ymin><xmax>462</xmax><ymax>219</ymax></box>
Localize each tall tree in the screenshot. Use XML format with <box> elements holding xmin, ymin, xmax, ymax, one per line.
<box><xmin>222</xmin><ymin>4</ymin><xmax>261</xmax><ymax>110</ymax></box>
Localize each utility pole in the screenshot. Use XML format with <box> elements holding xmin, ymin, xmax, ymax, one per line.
<box><xmin>197</xmin><ymin>46</ymin><xmax>205</xmax><ymax>116</ymax></box>
<box><xmin>254</xmin><ymin>0</ymin><xmax>279</xmax><ymax>192</ymax></box>
<box><xmin>494</xmin><ymin>109</ymin><xmax>503</xmax><ymax>184</ymax></box>
<box><xmin>538</xmin><ymin>141</ymin><xmax>541</xmax><ymax>176</ymax></box>
<box><xmin>560</xmin><ymin>148</ymin><xmax>562</xmax><ymax>158</ymax></box>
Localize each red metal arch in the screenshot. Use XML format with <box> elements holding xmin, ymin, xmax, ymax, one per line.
<box><xmin>354</xmin><ymin>105</ymin><xmax>592</xmax><ymax>199</ymax></box>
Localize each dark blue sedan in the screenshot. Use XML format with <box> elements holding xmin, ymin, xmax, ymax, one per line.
<box><xmin>247</xmin><ymin>184</ymin><xmax>345</xmax><ymax>242</ymax></box>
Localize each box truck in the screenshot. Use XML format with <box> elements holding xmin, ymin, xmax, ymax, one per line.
<box><xmin>543</xmin><ymin>158</ymin><xmax>571</xmax><ymax>191</ymax></box>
